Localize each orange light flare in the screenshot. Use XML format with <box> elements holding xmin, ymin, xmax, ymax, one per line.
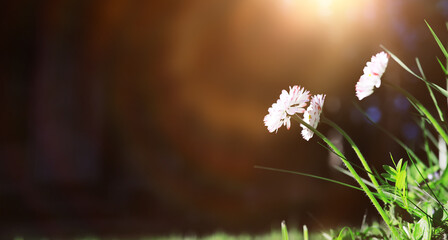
<box><xmin>166</xmin><ymin>0</ymin><xmax>387</xmax><ymax>149</ymax></box>
<box><xmin>164</xmin><ymin>0</ymin><xmax>391</xmax><ymax>171</ymax></box>
<box><xmin>221</xmin><ymin>0</ymin><xmax>385</xmax><ymax>96</ymax></box>
<box><xmin>279</xmin><ymin>0</ymin><xmax>379</xmax><ymax>36</ymax></box>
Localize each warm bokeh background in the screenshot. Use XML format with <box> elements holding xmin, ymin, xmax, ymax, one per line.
<box><xmin>1</xmin><ymin>0</ymin><xmax>448</xmax><ymax>238</ymax></box>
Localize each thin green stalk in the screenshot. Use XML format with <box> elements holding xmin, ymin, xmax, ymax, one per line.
<box><xmin>420</xmin><ymin>119</ymin><xmax>438</xmax><ymax>167</ymax></box>
<box><xmin>254</xmin><ymin>165</ymin><xmax>364</xmax><ymax>192</ymax></box>
<box><xmin>426</xmin><ymin>20</ymin><xmax>448</xmax><ymax>59</ymax></box>
<box><xmin>382</xmin><ymin>45</ymin><xmax>448</xmax><ymax>99</ymax></box>
<box><xmin>444</xmin><ymin>40</ymin><xmax>448</xmax><ymax>108</ymax></box>
<box><xmin>354</xmin><ymin>102</ymin><xmax>423</xmax><ymax>164</ymax></box>
<box><xmin>303</xmin><ymin>225</ymin><xmax>308</xmax><ymax>240</ymax></box>
<box><xmin>337</xmin><ymin>164</ymin><xmax>431</xmax><ymax>220</ymax></box>
<box><xmin>407</xmin><ymin>151</ymin><xmax>448</xmax><ymax>216</ymax></box>
<box><xmin>293</xmin><ymin>115</ymin><xmax>400</xmax><ymax>239</ymax></box>
<box><xmin>445</xmin><ymin>22</ymin><xmax>448</xmax><ymax>117</ymax></box>
<box><xmin>416</xmin><ymin>58</ymin><xmax>444</xmax><ymax>122</ymax></box>
<box><xmin>437</xmin><ymin>57</ymin><xmax>448</xmax><ymax>74</ymax></box>
<box><xmin>321</xmin><ymin>117</ymin><xmax>387</xmax><ymax>203</ymax></box>
<box><xmin>281</xmin><ymin>221</ymin><xmax>288</xmax><ymax>240</ymax></box>
<box><xmin>385</xmin><ymin>82</ymin><xmax>448</xmax><ymax>144</ymax></box>
<box><xmin>335</xmin><ymin>166</ymin><xmax>395</xmax><ymax>201</ymax></box>
<box><xmin>317</xmin><ymin>141</ymin><xmax>381</xmax><ymax>177</ymax></box>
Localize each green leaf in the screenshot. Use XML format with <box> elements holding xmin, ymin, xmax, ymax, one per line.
<box><xmin>413</xmin><ymin>220</ymin><xmax>424</xmax><ymax>239</ymax></box>
<box><xmin>426</xmin><ymin>20</ymin><xmax>448</xmax><ymax>60</ymax></box>
<box><xmin>439</xmin><ymin>168</ymin><xmax>448</xmax><ymax>186</ymax></box>
<box><xmin>414</xmin><ymin>216</ymin><xmax>431</xmax><ymax>240</ymax></box>
<box><xmin>401</xmin><ymin>160</ymin><xmax>408</xmax><ymax>172</ymax></box>
<box><xmin>395</xmin><ymin>162</ymin><xmax>407</xmax><ymax>191</ymax></box>
<box><xmin>396</xmin><ymin>167</ymin><xmax>406</xmax><ymax>191</ymax></box>
<box><xmin>397</xmin><ymin>159</ymin><xmax>403</xmax><ymax>172</ymax></box>
<box><xmin>381</xmin><ymin>173</ymin><xmax>395</xmax><ymax>182</ymax></box>
<box><xmin>383</xmin><ymin>165</ymin><xmax>397</xmax><ymax>175</ymax></box>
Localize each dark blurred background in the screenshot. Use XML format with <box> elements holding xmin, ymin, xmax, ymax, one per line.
<box><xmin>1</xmin><ymin>0</ymin><xmax>448</xmax><ymax>238</ymax></box>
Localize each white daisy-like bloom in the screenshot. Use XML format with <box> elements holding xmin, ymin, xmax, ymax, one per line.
<box><xmin>301</xmin><ymin>94</ymin><xmax>325</xmax><ymax>141</ymax></box>
<box><xmin>355</xmin><ymin>51</ymin><xmax>389</xmax><ymax>100</ymax></box>
<box><xmin>264</xmin><ymin>85</ymin><xmax>310</xmax><ymax>133</ymax></box>
<box><xmin>368</xmin><ymin>51</ymin><xmax>389</xmax><ymax>77</ymax></box>
<box><xmin>355</xmin><ymin>73</ymin><xmax>379</xmax><ymax>100</ymax></box>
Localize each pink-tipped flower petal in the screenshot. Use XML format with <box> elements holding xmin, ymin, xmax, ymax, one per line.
<box><xmin>355</xmin><ymin>51</ymin><xmax>389</xmax><ymax>100</ymax></box>
<box><xmin>264</xmin><ymin>86</ymin><xmax>310</xmax><ymax>133</ymax></box>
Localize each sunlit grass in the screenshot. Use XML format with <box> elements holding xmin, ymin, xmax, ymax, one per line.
<box><xmin>12</xmin><ymin>230</ymin><xmax>326</xmax><ymax>240</ymax></box>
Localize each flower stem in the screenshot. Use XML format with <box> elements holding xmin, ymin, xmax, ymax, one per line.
<box><xmin>321</xmin><ymin>117</ymin><xmax>387</xmax><ymax>203</ymax></box>
<box><xmin>294</xmin><ymin>115</ymin><xmax>399</xmax><ymax>239</ymax></box>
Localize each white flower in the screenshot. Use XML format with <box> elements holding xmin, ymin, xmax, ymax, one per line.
<box><xmin>368</xmin><ymin>51</ymin><xmax>389</xmax><ymax>77</ymax></box>
<box><xmin>264</xmin><ymin>86</ymin><xmax>310</xmax><ymax>133</ymax></box>
<box><xmin>355</xmin><ymin>73</ymin><xmax>378</xmax><ymax>100</ymax></box>
<box><xmin>301</xmin><ymin>94</ymin><xmax>325</xmax><ymax>141</ymax></box>
<box><xmin>355</xmin><ymin>51</ymin><xmax>389</xmax><ymax>100</ymax></box>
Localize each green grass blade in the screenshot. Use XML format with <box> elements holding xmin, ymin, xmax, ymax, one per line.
<box><xmin>416</xmin><ymin>58</ymin><xmax>445</xmax><ymax>121</ymax></box>
<box><xmin>321</xmin><ymin>117</ymin><xmax>387</xmax><ymax>202</ymax></box>
<box><xmin>254</xmin><ymin>165</ymin><xmax>363</xmax><ymax>191</ymax></box>
<box><xmin>381</xmin><ymin>45</ymin><xmax>423</xmax><ymax>80</ymax></box>
<box><xmin>335</xmin><ymin>166</ymin><xmax>395</xmax><ymax>202</ymax></box>
<box><xmin>437</xmin><ymin>57</ymin><xmax>448</xmax><ymax>75</ymax></box>
<box><xmin>385</xmin><ymin>82</ymin><xmax>448</xmax><ymax>144</ymax></box>
<box><xmin>354</xmin><ymin>102</ymin><xmax>423</xmax><ymax>163</ymax></box>
<box><xmin>415</xmin><ymin>58</ymin><xmax>427</xmax><ymax>80</ymax></box>
<box><xmin>407</xmin><ymin>151</ymin><xmax>448</xmax><ymax>216</ymax></box>
<box><xmin>419</xmin><ymin>118</ymin><xmax>439</xmax><ymax>147</ymax></box>
<box><xmin>292</xmin><ymin>115</ymin><xmax>400</xmax><ymax>238</ymax></box>
<box><xmin>337</xmin><ymin>227</ymin><xmax>355</xmax><ymax>240</ymax></box>
<box><xmin>382</xmin><ymin>45</ymin><xmax>448</xmax><ymax>99</ymax></box>
<box><xmin>303</xmin><ymin>225</ymin><xmax>309</xmax><ymax>240</ymax></box>
<box><xmin>317</xmin><ymin>141</ymin><xmax>347</xmax><ymax>161</ymax></box>
<box><xmin>335</xmin><ymin>166</ymin><xmax>376</xmax><ymax>189</ymax></box>
<box><xmin>430</xmin><ymin>83</ymin><xmax>448</xmax><ymax>98</ymax></box>
<box><xmin>426</xmin><ymin>20</ymin><xmax>448</xmax><ymax>59</ymax></box>
<box><xmin>421</xmin><ymin>122</ymin><xmax>438</xmax><ymax>166</ymax></box>
<box><xmin>281</xmin><ymin>221</ymin><xmax>289</xmax><ymax>240</ymax></box>
<box><xmin>317</xmin><ymin>141</ymin><xmax>377</xmax><ymax>177</ymax></box>
<box><xmin>390</xmin><ymin>153</ymin><xmax>397</xmax><ymax>168</ymax></box>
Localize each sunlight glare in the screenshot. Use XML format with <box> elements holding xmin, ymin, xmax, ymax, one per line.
<box><xmin>316</xmin><ymin>0</ymin><xmax>333</xmax><ymax>17</ymax></box>
<box><xmin>279</xmin><ymin>0</ymin><xmax>373</xmax><ymax>27</ymax></box>
<box><xmin>281</xmin><ymin>0</ymin><xmax>368</xmax><ymax>19</ymax></box>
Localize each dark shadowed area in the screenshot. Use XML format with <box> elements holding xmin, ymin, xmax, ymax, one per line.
<box><xmin>1</xmin><ymin>0</ymin><xmax>448</xmax><ymax>238</ymax></box>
